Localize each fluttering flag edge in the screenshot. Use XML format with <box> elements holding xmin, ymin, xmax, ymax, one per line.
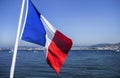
<box><xmin>40</xmin><ymin>15</ymin><xmax>73</xmax><ymax>74</ymax></box>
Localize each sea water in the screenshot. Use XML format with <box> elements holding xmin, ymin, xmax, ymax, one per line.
<box><xmin>0</xmin><ymin>50</ymin><xmax>120</xmax><ymax>78</ymax></box>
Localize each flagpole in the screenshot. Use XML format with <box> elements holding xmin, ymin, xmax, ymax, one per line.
<box><xmin>10</xmin><ymin>0</ymin><xmax>25</xmax><ymax>78</ymax></box>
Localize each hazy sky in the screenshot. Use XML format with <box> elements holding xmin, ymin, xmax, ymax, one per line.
<box><xmin>0</xmin><ymin>0</ymin><xmax>120</xmax><ymax>47</ymax></box>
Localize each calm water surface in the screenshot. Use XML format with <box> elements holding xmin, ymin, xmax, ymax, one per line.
<box><xmin>0</xmin><ymin>50</ymin><xmax>120</xmax><ymax>78</ymax></box>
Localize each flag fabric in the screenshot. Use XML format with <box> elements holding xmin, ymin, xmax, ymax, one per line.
<box><xmin>21</xmin><ymin>0</ymin><xmax>72</xmax><ymax>74</ymax></box>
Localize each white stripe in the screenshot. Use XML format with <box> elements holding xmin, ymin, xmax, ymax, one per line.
<box><xmin>20</xmin><ymin>0</ymin><xmax>29</xmax><ymax>39</ymax></box>
<box><xmin>44</xmin><ymin>34</ymin><xmax>51</xmax><ymax>58</ymax></box>
<box><xmin>40</xmin><ymin>15</ymin><xmax>57</xmax><ymax>58</ymax></box>
<box><xmin>10</xmin><ymin>0</ymin><xmax>25</xmax><ymax>78</ymax></box>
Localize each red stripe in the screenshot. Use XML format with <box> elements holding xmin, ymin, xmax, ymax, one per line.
<box><xmin>46</xmin><ymin>30</ymin><xmax>72</xmax><ymax>74</ymax></box>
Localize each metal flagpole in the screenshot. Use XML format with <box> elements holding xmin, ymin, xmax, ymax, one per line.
<box><xmin>10</xmin><ymin>0</ymin><xmax>25</xmax><ymax>78</ymax></box>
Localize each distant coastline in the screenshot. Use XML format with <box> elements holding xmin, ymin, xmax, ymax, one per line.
<box><xmin>0</xmin><ymin>43</ymin><xmax>120</xmax><ymax>52</ymax></box>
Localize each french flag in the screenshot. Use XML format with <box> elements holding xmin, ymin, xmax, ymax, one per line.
<box><xmin>21</xmin><ymin>0</ymin><xmax>72</xmax><ymax>74</ymax></box>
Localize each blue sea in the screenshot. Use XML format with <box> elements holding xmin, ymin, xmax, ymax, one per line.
<box><xmin>0</xmin><ymin>50</ymin><xmax>120</xmax><ymax>78</ymax></box>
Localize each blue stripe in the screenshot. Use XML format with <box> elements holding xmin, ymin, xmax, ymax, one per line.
<box><xmin>21</xmin><ymin>0</ymin><xmax>46</xmax><ymax>46</ymax></box>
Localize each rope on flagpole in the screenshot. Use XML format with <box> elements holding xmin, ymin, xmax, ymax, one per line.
<box><xmin>10</xmin><ymin>0</ymin><xmax>25</xmax><ymax>78</ymax></box>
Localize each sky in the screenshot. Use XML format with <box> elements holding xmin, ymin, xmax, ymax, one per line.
<box><xmin>0</xmin><ymin>0</ymin><xmax>120</xmax><ymax>48</ymax></box>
